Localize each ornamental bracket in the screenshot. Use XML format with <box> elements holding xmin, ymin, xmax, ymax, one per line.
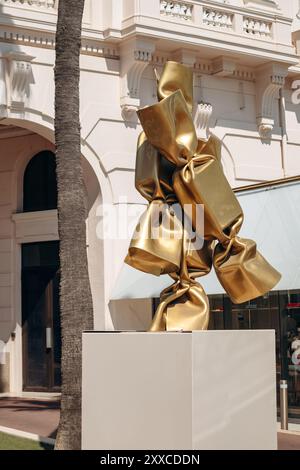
<box><xmin>120</xmin><ymin>38</ymin><xmax>156</xmax><ymax>121</ymax></box>
<box><xmin>256</xmin><ymin>62</ymin><xmax>288</xmax><ymax>140</ymax></box>
<box><xmin>212</xmin><ymin>56</ymin><xmax>237</xmax><ymax>77</ymax></box>
<box><xmin>5</xmin><ymin>51</ymin><xmax>35</xmax><ymax>116</ymax></box>
<box><xmin>172</xmin><ymin>49</ymin><xmax>196</xmax><ymax>68</ymax></box>
<box><xmin>194</xmin><ymin>102</ymin><xmax>213</xmax><ymax>141</ymax></box>
<box><xmin>193</xmin><ymin>75</ymin><xmax>213</xmax><ymax>141</ymax></box>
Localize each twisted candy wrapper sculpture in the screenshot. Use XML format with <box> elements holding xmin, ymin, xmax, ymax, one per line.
<box><xmin>126</xmin><ymin>61</ymin><xmax>281</xmax><ymax>331</ymax></box>
<box><xmin>125</xmin><ymin>131</ymin><xmax>183</xmax><ymax>277</ymax></box>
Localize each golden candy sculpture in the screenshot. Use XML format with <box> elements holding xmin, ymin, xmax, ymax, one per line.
<box><xmin>125</xmin><ymin>61</ymin><xmax>281</xmax><ymax>332</ymax></box>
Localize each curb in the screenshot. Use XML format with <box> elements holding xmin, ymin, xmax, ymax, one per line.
<box><xmin>0</xmin><ymin>425</ymin><xmax>55</xmax><ymax>447</ymax></box>
<box><xmin>278</xmin><ymin>430</ymin><xmax>300</xmax><ymax>436</ymax></box>
<box><xmin>277</xmin><ymin>422</ymin><xmax>300</xmax><ymax>433</ymax></box>
<box><xmin>0</xmin><ymin>393</ymin><xmax>61</xmax><ymax>401</ymax></box>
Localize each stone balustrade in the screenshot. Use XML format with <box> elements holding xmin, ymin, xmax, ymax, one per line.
<box><xmin>160</xmin><ymin>1</ymin><xmax>193</xmax><ymax>21</ymax></box>
<box><xmin>0</xmin><ymin>0</ymin><xmax>294</xmax><ymax>53</ymax></box>
<box><xmin>203</xmin><ymin>8</ymin><xmax>233</xmax><ymax>30</ymax></box>
<box><xmin>1</xmin><ymin>0</ymin><xmax>56</xmax><ymax>8</ymax></box>
<box><xmin>243</xmin><ymin>17</ymin><xmax>272</xmax><ymax>38</ymax></box>
<box><xmin>159</xmin><ymin>2</ymin><xmax>275</xmax><ymax>41</ymax></box>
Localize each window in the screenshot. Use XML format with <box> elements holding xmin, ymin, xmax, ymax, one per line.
<box><xmin>23</xmin><ymin>151</ymin><xmax>57</xmax><ymax>212</ymax></box>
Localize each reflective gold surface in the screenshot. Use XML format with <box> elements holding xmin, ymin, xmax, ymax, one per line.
<box><xmin>214</xmin><ymin>236</ymin><xmax>281</xmax><ymax>304</ymax></box>
<box><xmin>125</xmin><ymin>200</ymin><xmax>183</xmax><ymax>276</ymax></box>
<box><xmin>157</xmin><ymin>61</ymin><xmax>194</xmax><ymax>114</ymax></box>
<box><xmin>150</xmin><ymin>280</ymin><xmax>210</xmax><ymax>332</ymax></box>
<box><xmin>135</xmin><ymin>132</ymin><xmax>174</xmax><ymax>202</ymax></box>
<box><xmin>185</xmin><ymin>239</ymin><xmax>213</xmax><ymax>280</ymax></box>
<box><xmin>150</xmin><ymin>230</ymin><xmax>210</xmax><ymax>332</ymax></box>
<box><xmin>137</xmin><ymin>90</ymin><xmax>197</xmax><ymax>166</ymax></box>
<box><xmin>125</xmin><ymin>60</ymin><xmax>281</xmax><ymax>331</ymax></box>
<box><xmin>173</xmin><ymin>145</ymin><xmax>243</xmax><ymax>242</ymax></box>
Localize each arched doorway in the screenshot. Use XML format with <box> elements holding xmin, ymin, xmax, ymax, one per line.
<box><xmin>0</xmin><ymin>121</ymin><xmax>105</xmax><ymax>394</ymax></box>
<box><xmin>21</xmin><ymin>151</ymin><xmax>61</xmax><ymax>391</ymax></box>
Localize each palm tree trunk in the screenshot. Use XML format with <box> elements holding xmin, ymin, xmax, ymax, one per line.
<box><xmin>54</xmin><ymin>0</ymin><xmax>94</xmax><ymax>450</ymax></box>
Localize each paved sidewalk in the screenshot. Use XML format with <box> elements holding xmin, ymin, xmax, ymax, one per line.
<box><xmin>278</xmin><ymin>431</ymin><xmax>300</xmax><ymax>450</ymax></box>
<box><xmin>0</xmin><ymin>397</ymin><xmax>299</xmax><ymax>449</ymax></box>
<box><xmin>0</xmin><ymin>397</ymin><xmax>60</xmax><ymax>439</ymax></box>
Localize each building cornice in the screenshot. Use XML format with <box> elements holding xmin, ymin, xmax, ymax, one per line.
<box><xmin>0</xmin><ymin>26</ymin><xmax>120</xmax><ymax>59</ymax></box>
<box><xmin>119</xmin><ymin>23</ymin><xmax>298</xmax><ymax>67</ymax></box>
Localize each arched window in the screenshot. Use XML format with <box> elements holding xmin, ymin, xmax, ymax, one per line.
<box><xmin>23</xmin><ymin>151</ymin><xmax>57</xmax><ymax>212</ymax></box>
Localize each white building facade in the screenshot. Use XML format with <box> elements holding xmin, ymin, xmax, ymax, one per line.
<box><xmin>0</xmin><ymin>0</ymin><xmax>299</xmax><ymax>395</ymax></box>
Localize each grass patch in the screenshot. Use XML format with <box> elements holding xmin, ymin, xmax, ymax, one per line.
<box><xmin>0</xmin><ymin>432</ymin><xmax>54</xmax><ymax>450</ymax></box>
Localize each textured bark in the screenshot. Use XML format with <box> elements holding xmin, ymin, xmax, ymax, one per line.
<box><xmin>54</xmin><ymin>0</ymin><xmax>93</xmax><ymax>450</ymax></box>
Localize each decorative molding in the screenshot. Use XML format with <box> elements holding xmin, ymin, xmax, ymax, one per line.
<box><xmin>0</xmin><ymin>59</ymin><xmax>7</xmax><ymax>118</ymax></box>
<box><xmin>120</xmin><ymin>38</ymin><xmax>156</xmax><ymax>120</ymax></box>
<box><xmin>256</xmin><ymin>62</ymin><xmax>288</xmax><ymax>139</ymax></box>
<box><xmin>232</xmin><ymin>67</ymin><xmax>256</xmax><ymax>82</ymax></box>
<box><xmin>172</xmin><ymin>49</ymin><xmax>196</xmax><ymax>68</ymax></box>
<box><xmin>5</xmin><ymin>52</ymin><xmax>35</xmax><ymax>116</ymax></box>
<box><xmin>0</xmin><ymin>28</ymin><xmax>120</xmax><ymax>59</ymax></box>
<box><xmin>212</xmin><ymin>57</ymin><xmax>236</xmax><ymax>77</ymax></box>
<box><xmin>0</xmin><ymin>0</ymin><xmax>56</xmax><ymax>8</ymax></box>
<box><xmin>0</xmin><ymin>30</ymin><xmax>255</xmax><ymax>86</ymax></box>
<box><xmin>81</xmin><ymin>42</ymin><xmax>119</xmax><ymax>59</ymax></box>
<box><xmin>12</xmin><ymin>210</ymin><xmax>59</xmax><ymax>243</ymax></box>
<box><xmin>194</xmin><ymin>102</ymin><xmax>213</xmax><ymax>141</ymax></box>
<box><xmin>256</xmin><ymin>118</ymin><xmax>274</xmax><ymax>139</ymax></box>
<box><xmin>0</xmin><ymin>29</ymin><xmax>56</xmax><ymax>49</ymax></box>
<box><xmin>160</xmin><ymin>1</ymin><xmax>193</xmax><ymax>21</ymax></box>
<box><xmin>203</xmin><ymin>8</ymin><xmax>233</xmax><ymax>29</ymax></box>
<box><xmin>243</xmin><ymin>17</ymin><xmax>273</xmax><ymax>39</ymax></box>
<box><xmin>243</xmin><ymin>0</ymin><xmax>280</xmax><ymax>12</ymax></box>
<box><xmin>151</xmin><ymin>54</ymin><xmax>256</xmax><ymax>82</ymax></box>
<box><xmin>194</xmin><ymin>61</ymin><xmax>213</xmax><ymax>75</ymax></box>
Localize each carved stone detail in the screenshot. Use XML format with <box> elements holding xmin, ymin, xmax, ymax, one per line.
<box><xmin>1</xmin><ymin>0</ymin><xmax>56</xmax><ymax>8</ymax></box>
<box><xmin>212</xmin><ymin>57</ymin><xmax>236</xmax><ymax>77</ymax></box>
<box><xmin>172</xmin><ymin>49</ymin><xmax>196</xmax><ymax>68</ymax></box>
<box><xmin>256</xmin><ymin>63</ymin><xmax>288</xmax><ymax>139</ymax></box>
<box><xmin>194</xmin><ymin>102</ymin><xmax>213</xmax><ymax>141</ymax></box>
<box><xmin>203</xmin><ymin>8</ymin><xmax>233</xmax><ymax>29</ymax></box>
<box><xmin>120</xmin><ymin>39</ymin><xmax>155</xmax><ymax>120</ymax></box>
<box><xmin>5</xmin><ymin>52</ymin><xmax>35</xmax><ymax>115</ymax></box>
<box><xmin>160</xmin><ymin>1</ymin><xmax>193</xmax><ymax>21</ymax></box>
<box><xmin>243</xmin><ymin>17</ymin><xmax>272</xmax><ymax>39</ymax></box>
<box><xmin>0</xmin><ymin>58</ymin><xmax>7</xmax><ymax>118</ymax></box>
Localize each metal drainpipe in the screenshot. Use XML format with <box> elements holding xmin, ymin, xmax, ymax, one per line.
<box><xmin>279</xmin><ymin>88</ymin><xmax>288</xmax><ymax>178</ymax></box>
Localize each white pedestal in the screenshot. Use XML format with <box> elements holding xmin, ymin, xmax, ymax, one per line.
<box><xmin>82</xmin><ymin>331</ymin><xmax>277</xmax><ymax>450</ymax></box>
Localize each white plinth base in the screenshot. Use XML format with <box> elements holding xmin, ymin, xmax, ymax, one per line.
<box><xmin>82</xmin><ymin>331</ymin><xmax>277</xmax><ymax>450</ymax></box>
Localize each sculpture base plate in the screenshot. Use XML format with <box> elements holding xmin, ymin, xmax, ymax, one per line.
<box><xmin>82</xmin><ymin>330</ymin><xmax>277</xmax><ymax>450</ymax></box>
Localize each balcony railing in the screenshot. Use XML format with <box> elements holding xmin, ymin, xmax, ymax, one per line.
<box><xmin>0</xmin><ymin>0</ymin><xmax>295</xmax><ymax>55</ymax></box>
<box><xmin>243</xmin><ymin>16</ymin><xmax>272</xmax><ymax>38</ymax></box>
<box><xmin>203</xmin><ymin>8</ymin><xmax>233</xmax><ymax>30</ymax></box>
<box><xmin>159</xmin><ymin>1</ymin><xmax>283</xmax><ymax>42</ymax></box>
<box><xmin>160</xmin><ymin>1</ymin><xmax>193</xmax><ymax>21</ymax></box>
<box><xmin>0</xmin><ymin>0</ymin><xmax>56</xmax><ymax>8</ymax></box>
